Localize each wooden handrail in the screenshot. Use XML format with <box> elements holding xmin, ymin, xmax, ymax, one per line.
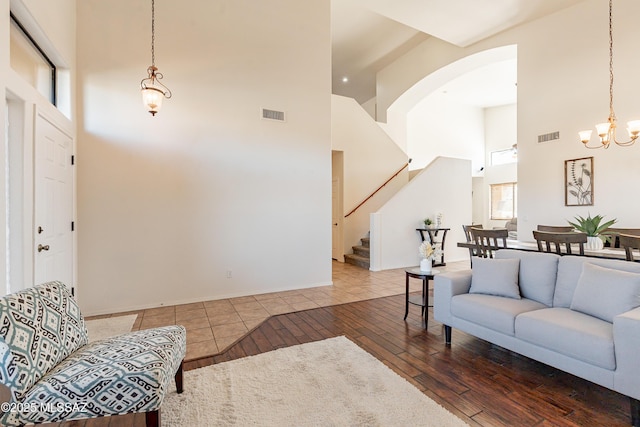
<box><xmin>344</xmin><ymin>162</ymin><xmax>410</xmax><ymax>218</ymax></box>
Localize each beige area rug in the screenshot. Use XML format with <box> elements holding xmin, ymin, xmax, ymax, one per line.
<box><xmin>84</xmin><ymin>314</ymin><xmax>137</xmax><ymax>342</ymax></box>
<box><xmin>163</xmin><ymin>336</ymin><xmax>468</xmax><ymax>426</ymax></box>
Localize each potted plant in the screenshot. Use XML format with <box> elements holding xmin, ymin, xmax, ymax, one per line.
<box><xmin>567</xmin><ymin>214</ymin><xmax>617</xmax><ymax>250</ymax></box>
<box><xmin>423</xmin><ymin>218</ymin><xmax>433</xmax><ymax>228</ymax></box>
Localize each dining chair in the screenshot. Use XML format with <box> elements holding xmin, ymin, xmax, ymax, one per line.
<box><xmin>532</xmin><ymin>230</ymin><xmax>587</xmax><ymax>255</ymax></box>
<box><xmin>462</xmin><ymin>224</ymin><xmax>483</xmax><ymax>266</ymax></box>
<box><xmin>470</xmin><ymin>227</ymin><xmax>508</xmax><ymax>259</ymax></box>
<box><xmin>537</xmin><ymin>225</ymin><xmax>574</xmax><ymax>232</ymax></box>
<box><xmin>603</xmin><ymin>228</ymin><xmax>640</xmax><ymax>248</ymax></box>
<box><xmin>618</xmin><ymin>233</ymin><xmax>640</xmax><ymax>261</ymax></box>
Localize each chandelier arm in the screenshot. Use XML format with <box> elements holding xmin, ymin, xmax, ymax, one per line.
<box><xmin>582</xmin><ymin>140</ymin><xmax>609</xmax><ymax>149</ymax></box>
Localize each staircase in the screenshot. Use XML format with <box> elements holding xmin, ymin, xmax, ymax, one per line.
<box><xmin>344</xmin><ymin>237</ymin><xmax>370</xmax><ymax>269</ymax></box>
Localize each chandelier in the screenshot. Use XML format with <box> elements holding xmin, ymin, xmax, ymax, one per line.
<box><xmin>140</xmin><ymin>0</ymin><xmax>171</xmax><ymax>116</ymax></box>
<box><xmin>579</xmin><ymin>0</ymin><xmax>640</xmax><ymax>149</ymax></box>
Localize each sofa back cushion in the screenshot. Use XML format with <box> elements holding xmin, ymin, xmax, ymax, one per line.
<box><xmin>495</xmin><ymin>249</ymin><xmax>560</xmax><ymax>306</ymax></box>
<box><xmin>570</xmin><ymin>262</ymin><xmax>640</xmax><ymax>322</ymax></box>
<box><xmin>0</xmin><ymin>282</ymin><xmax>88</xmax><ymax>402</ymax></box>
<box><xmin>554</xmin><ymin>256</ymin><xmax>640</xmax><ymax>307</ymax></box>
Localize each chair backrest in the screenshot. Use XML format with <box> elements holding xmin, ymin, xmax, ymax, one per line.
<box><xmin>470</xmin><ymin>227</ymin><xmax>507</xmax><ymax>258</ymax></box>
<box><xmin>603</xmin><ymin>228</ymin><xmax>640</xmax><ymax>248</ymax></box>
<box><xmin>537</xmin><ymin>225</ymin><xmax>574</xmax><ymax>233</ymax></box>
<box><xmin>532</xmin><ymin>230</ymin><xmax>587</xmax><ymax>255</ymax></box>
<box><xmin>618</xmin><ymin>233</ymin><xmax>640</xmax><ymax>261</ymax></box>
<box><xmin>462</xmin><ymin>224</ymin><xmax>483</xmax><ymax>242</ymax></box>
<box><xmin>0</xmin><ymin>282</ymin><xmax>88</xmax><ymax>403</ymax></box>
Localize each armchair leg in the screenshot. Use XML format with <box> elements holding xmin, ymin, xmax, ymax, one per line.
<box><xmin>175</xmin><ymin>360</ymin><xmax>184</xmax><ymax>394</ymax></box>
<box><xmin>444</xmin><ymin>325</ymin><xmax>452</xmax><ymax>345</ymax></box>
<box><xmin>146</xmin><ymin>409</ymin><xmax>160</xmax><ymax>427</ymax></box>
<box><xmin>631</xmin><ymin>397</ymin><xmax>640</xmax><ymax>427</ymax></box>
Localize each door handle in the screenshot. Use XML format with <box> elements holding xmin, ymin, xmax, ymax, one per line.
<box><xmin>38</xmin><ymin>244</ymin><xmax>50</xmax><ymax>253</ymax></box>
<box><xmin>333</xmin><ymin>223</ymin><xmax>338</xmax><ymax>226</ymax></box>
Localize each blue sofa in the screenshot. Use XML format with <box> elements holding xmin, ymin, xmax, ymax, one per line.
<box><xmin>0</xmin><ymin>281</ymin><xmax>186</xmax><ymax>426</ymax></box>
<box><xmin>434</xmin><ymin>249</ymin><xmax>640</xmax><ymax>426</ymax></box>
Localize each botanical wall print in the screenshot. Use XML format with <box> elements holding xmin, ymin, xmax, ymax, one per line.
<box><xmin>565</xmin><ymin>157</ymin><xmax>593</xmax><ymax>206</ymax></box>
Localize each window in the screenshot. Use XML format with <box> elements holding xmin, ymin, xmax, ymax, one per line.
<box><xmin>9</xmin><ymin>13</ymin><xmax>56</xmax><ymax>105</ymax></box>
<box><xmin>490</xmin><ymin>182</ymin><xmax>517</xmax><ymax>220</ymax></box>
<box><xmin>490</xmin><ymin>147</ymin><xmax>517</xmax><ymax>166</ymax></box>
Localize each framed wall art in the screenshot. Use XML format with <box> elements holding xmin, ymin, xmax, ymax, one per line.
<box><xmin>565</xmin><ymin>157</ymin><xmax>593</xmax><ymax>206</ymax></box>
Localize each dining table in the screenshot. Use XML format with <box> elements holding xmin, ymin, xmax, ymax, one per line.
<box><xmin>457</xmin><ymin>239</ymin><xmax>631</xmax><ymax>261</ymax></box>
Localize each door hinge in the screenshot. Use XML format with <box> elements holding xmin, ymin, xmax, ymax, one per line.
<box><xmin>71</xmin><ymin>155</ymin><xmax>75</xmax><ymax>165</ymax></box>
<box><xmin>71</xmin><ymin>221</ymin><xmax>75</xmax><ymax>231</ymax></box>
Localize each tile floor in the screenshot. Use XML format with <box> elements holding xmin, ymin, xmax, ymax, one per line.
<box><xmin>87</xmin><ymin>260</ymin><xmax>468</xmax><ymax>361</ymax></box>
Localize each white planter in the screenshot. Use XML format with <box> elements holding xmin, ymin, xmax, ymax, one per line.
<box><xmin>420</xmin><ymin>258</ymin><xmax>432</xmax><ymax>273</ymax></box>
<box><xmin>586</xmin><ymin>236</ymin><xmax>604</xmax><ymax>251</ymax></box>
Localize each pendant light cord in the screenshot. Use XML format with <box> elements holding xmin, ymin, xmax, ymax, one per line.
<box><xmin>608</xmin><ymin>0</ymin><xmax>615</xmax><ymax>120</ymax></box>
<box><xmin>151</xmin><ymin>0</ymin><xmax>155</xmax><ymax>67</ymax></box>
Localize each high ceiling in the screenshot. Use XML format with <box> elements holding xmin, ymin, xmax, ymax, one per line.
<box><xmin>332</xmin><ymin>0</ymin><xmax>585</xmax><ymax>105</ymax></box>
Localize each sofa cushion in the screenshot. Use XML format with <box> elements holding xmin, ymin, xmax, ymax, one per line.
<box><xmin>0</xmin><ymin>282</ymin><xmax>88</xmax><ymax>403</ymax></box>
<box><xmin>570</xmin><ymin>263</ymin><xmax>640</xmax><ymax>323</ymax></box>
<box><xmin>451</xmin><ymin>294</ymin><xmax>546</xmax><ymax>336</ymax></box>
<box><xmin>554</xmin><ymin>256</ymin><xmax>640</xmax><ymax>307</ymax></box>
<box><xmin>496</xmin><ymin>249</ymin><xmax>560</xmax><ymax>306</ymax></box>
<box><xmin>516</xmin><ymin>307</ymin><xmax>614</xmax><ymax>370</ymax></box>
<box><xmin>469</xmin><ymin>257</ymin><xmax>521</xmax><ymax>299</ymax></box>
<box><xmin>1</xmin><ymin>326</ymin><xmax>186</xmax><ymax>426</ymax></box>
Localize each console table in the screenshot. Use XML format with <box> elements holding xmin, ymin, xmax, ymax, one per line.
<box><xmin>416</xmin><ymin>227</ymin><xmax>450</xmax><ymax>266</ymax></box>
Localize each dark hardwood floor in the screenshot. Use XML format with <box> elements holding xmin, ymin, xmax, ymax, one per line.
<box><xmin>45</xmin><ymin>294</ymin><xmax>630</xmax><ymax>427</ymax></box>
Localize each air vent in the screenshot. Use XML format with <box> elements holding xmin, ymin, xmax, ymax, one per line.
<box><xmin>538</xmin><ymin>131</ymin><xmax>560</xmax><ymax>143</ymax></box>
<box><xmin>262</xmin><ymin>108</ymin><xmax>285</xmax><ymax>122</ymax></box>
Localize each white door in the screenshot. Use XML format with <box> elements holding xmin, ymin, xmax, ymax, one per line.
<box><xmin>34</xmin><ymin>113</ymin><xmax>73</xmax><ymax>286</ymax></box>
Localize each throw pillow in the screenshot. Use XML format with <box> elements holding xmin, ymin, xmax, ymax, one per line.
<box><xmin>469</xmin><ymin>257</ymin><xmax>521</xmax><ymax>299</ymax></box>
<box><xmin>571</xmin><ymin>262</ymin><xmax>640</xmax><ymax>323</ymax></box>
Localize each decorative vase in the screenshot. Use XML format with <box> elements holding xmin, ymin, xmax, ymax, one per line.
<box><xmin>420</xmin><ymin>258</ymin><xmax>432</xmax><ymax>273</ymax></box>
<box><xmin>586</xmin><ymin>236</ymin><xmax>604</xmax><ymax>251</ymax></box>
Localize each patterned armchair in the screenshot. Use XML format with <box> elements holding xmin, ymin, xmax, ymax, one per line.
<box><xmin>0</xmin><ymin>281</ymin><xmax>186</xmax><ymax>427</ymax></box>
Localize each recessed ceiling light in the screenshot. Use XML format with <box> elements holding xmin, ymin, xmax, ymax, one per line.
<box><xmin>342</xmin><ymin>76</ymin><xmax>349</xmax><ymax>83</ymax></box>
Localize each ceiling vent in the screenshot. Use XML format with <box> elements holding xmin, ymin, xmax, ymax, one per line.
<box><xmin>262</xmin><ymin>108</ymin><xmax>285</xmax><ymax>122</ymax></box>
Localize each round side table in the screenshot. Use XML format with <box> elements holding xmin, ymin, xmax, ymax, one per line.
<box><xmin>404</xmin><ymin>267</ymin><xmax>439</xmax><ymax>329</ymax></box>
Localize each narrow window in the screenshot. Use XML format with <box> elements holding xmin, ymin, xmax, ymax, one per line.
<box><xmin>490</xmin><ymin>183</ymin><xmax>517</xmax><ymax>220</ymax></box>
<box><xmin>9</xmin><ymin>13</ymin><xmax>57</xmax><ymax>105</ymax></box>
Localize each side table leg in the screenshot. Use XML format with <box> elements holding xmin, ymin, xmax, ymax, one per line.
<box><xmin>421</xmin><ymin>277</ymin><xmax>426</xmax><ymax>317</ymax></box>
<box><xmin>404</xmin><ymin>273</ymin><xmax>409</xmax><ymax>320</ymax></box>
<box><xmin>424</xmin><ymin>278</ymin><xmax>429</xmax><ymax>329</ymax></box>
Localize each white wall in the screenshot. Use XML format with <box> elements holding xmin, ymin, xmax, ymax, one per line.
<box><xmin>370</xmin><ymin>157</ymin><xmax>471</xmax><ymax>270</ymax></box>
<box><xmin>0</xmin><ymin>0</ymin><xmax>8</xmax><ymax>294</ymax></box>
<box><xmin>76</xmin><ymin>0</ymin><xmax>331</xmax><ymax>315</ymax></box>
<box><xmin>377</xmin><ymin>0</ymin><xmax>640</xmax><ymax>247</ymax></box>
<box><xmin>331</xmin><ymin>95</ymin><xmax>408</xmax><ymax>255</ymax></box>
<box><xmin>483</xmin><ymin>104</ymin><xmax>517</xmax><ymax>229</ymax></box>
<box><xmin>407</xmin><ymin>93</ymin><xmax>485</xmax><ymax>173</ymax></box>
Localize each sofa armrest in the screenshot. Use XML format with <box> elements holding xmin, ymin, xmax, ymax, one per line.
<box><xmin>613</xmin><ymin>306</ymin><xmax>640</xmax><ymax>399</ymax></box>
<box><xmin>434</xmin><ymin>270</ymin><xmax>472</xmax><ymax>326</ymax></box>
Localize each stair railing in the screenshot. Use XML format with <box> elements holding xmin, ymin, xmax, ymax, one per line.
<box><xmin>344</xmin><ymin>161</ymin><xmax>410</xmax><ymax>218</ymax></box>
